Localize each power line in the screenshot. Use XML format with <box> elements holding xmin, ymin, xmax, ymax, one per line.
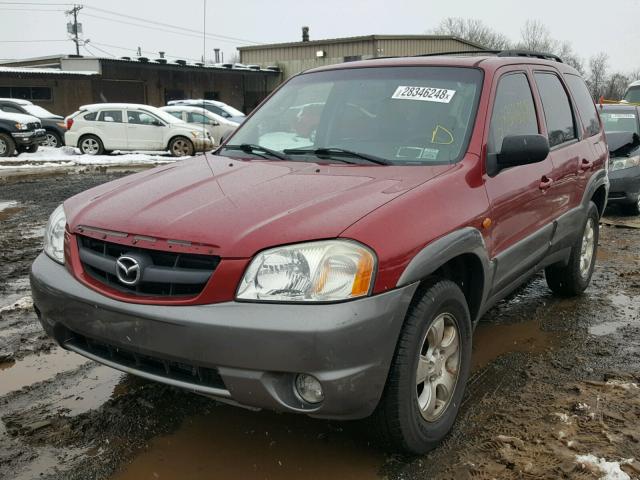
<box><xmin>0</xmin><ymin>7</ymin><xmax>66</xmax><ymax>11</ymax></box>
<box><xmin>0</xmin><ymin>1</ymin><xmax>72</xmax><ymax>4</ymax></box>
<box><xmin>84</xmin><ymin>5</ymin><xmax>262</xmax><ymax>45</ymax></box>
<box><xmin>0</xmin><ymin>39</ymin><xmax>68</xmax><ymax>42</ymax></box>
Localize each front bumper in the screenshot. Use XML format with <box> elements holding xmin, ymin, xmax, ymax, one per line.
<box><xmin>30</xmin><ymin>253</ymin><xmax>417</xmax><ymax>419</ymax></box>
<box><xmin>607</xmin><ymin>165</ymin><xmax>640</xmax><ymax>204</ymax></box>
<box><xmin>12</xmin><ymin>128</ymin><xmax>46</xmax><ymax>146</ymax></box>
<box><xmin>193</xmin><ymin>137</ymin><xmax>214</xmax><ymax>152</ymax></box>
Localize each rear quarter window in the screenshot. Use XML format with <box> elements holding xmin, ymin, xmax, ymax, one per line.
<box><xmin>564</xmin><ymin>74</ymin><xmax>600</xmax><ymax>138</ymax></box>
<box><xmin>83</xmin><ymin>112</ymin><xmax>97</xmax><ymax>121</ymax></box>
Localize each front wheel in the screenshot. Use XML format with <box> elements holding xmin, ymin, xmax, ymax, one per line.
<box><xmin>169</xmin><ymin>136</ymin><xmax>194</xmax><ymax>157</ymax></box>
<box><xmin>371</xmin><ymin>279</ymin><xmax>472</xmax><ymax>454</ymax></box>
<box><xmin>545</xmin><ymin>202</ymin><xmax>599</xmax><ymax>296</ymax></box>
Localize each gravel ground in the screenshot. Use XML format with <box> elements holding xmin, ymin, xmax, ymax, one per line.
<box><xmin>0</xmin><ymin>169</ymin><xmax>638</xmax><ymax>480</ymax></box>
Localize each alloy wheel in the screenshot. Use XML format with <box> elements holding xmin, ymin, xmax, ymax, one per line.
<box><xmin>43</xmin><ymin>133</ymin><xmax>59</xmax><ymax>148</ymax></box>
<box><xmin>0</xmin><ymin>138</ymin><xmax>6</xmax><ymax>156</ymax></box>
<box><xmin>416</xmin><ymin>312</ymin><xmax>461</xmax><ymax>422</ymax></box>
<box><xmin>171</xmin><ymin>139</ymin><xmax>191</xmax><ymax>156</ymax></box>
<box><xmin>81</xmin><ymin>138</ymin><xmax>99</xmax><ymax>155</ymax></box>
<box><xmin>579</xmin><ymin>218</ymin><xmax>595</xmax><ymax>278</ymax></box>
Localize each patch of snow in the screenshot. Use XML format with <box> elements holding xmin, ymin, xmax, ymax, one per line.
<box><xmin>0</xmin><ymin>146</ymin><xmax>179</xmax><ymax>169</ymax></box>
<box><xmin>575</xmin><ymin>455</ymin><xmax>633</xmax><ymax>480</ymax></box>
<box><xmin>0</xmin><ymin>66</ymin><xmax>98</xmax><ymax>76</ymax></box>
<box><xmin>605</xmin><ymin>380</ymin><xmax>639</xmax><ymax>391</ymax></box>
<box><xmin>0</xmin><ymin>200</ymin><xmax>18</xmax><ymax>211</ymax></box>
<box><xmin>0</xmin><ymin>296</ymin><xmax>33</xmax><ymax>314</ymax></box>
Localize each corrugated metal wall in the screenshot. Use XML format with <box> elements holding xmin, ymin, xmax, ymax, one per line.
<box><xmin>240</xmin><ymin>38</ymin><xmax>482</xmax><ymax>79</ymax></box>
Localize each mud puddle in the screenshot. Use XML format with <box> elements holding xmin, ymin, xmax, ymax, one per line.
<box><xmin>0</xmin><ymin>348</ymin><xmax>89</xmax><ymax>396</ymax></box>
<box><xmin>110</xmin><ymin>406</ymin><xmax>383</xmax><ymax>480</ymax></box>
<box><xmin>472</xmin><ymin>317</ymin><xmax>558</xmax><ymax>370</ymax></box>
<box><xmin>589</xmin><ymin>293</ymin><xmax>640</xmax><ymax>336</ymax></box>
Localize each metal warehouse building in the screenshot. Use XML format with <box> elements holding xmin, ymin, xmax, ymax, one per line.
<box><xmin>239</xmin><ymin>33</ymin><xmax>485</xmax><ymax>79</ymax></box>
<box><xmin>0</xmin><ymin>55</ymin><xmax>282</xmax><ymax>117</ymax></box>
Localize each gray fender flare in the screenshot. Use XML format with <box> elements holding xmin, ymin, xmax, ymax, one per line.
<box><xmin>582</xmin><ymin>168</ymin><xmax>609</xmax><ymax>211</ymax></box>
<box><xmin>396</xmin><ymin>227</ymin><xmax>492</xmax><ymax>319</ymax></box>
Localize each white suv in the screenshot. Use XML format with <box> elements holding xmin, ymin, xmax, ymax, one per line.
<box><xmin>65</xmin><ymin>103</ymin><xmax>213</xmax><ymax>156</ymax></box>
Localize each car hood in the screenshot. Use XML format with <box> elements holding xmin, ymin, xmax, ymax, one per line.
<box><xmin>0</xmin><ymin>112</ymin><xmax>41</xmax><ymax>124</ymax></box>
<box><xmin>64</xmin><ymin>155</ymin><xmax>453</xmax><ymax>257</ymax></box>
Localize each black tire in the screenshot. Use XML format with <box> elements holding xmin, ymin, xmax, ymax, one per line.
<box><xmin>78</xmin><ymin>134</ymin><xmax>104</xmax><ymax>155</ymax></box>
<box><xmin>0</xmin><ymin>132</ymin><xmax>16</xmax><ymax>157</ymax></box>
<box><xmin>545</xmin><ymin>201</ymin><xmax>599</xmax><ymax>296</ymax></box>
<box><xmin>371</xmin><ymin>279</ymin><xmax>472</xmax><ymax>454</ymax></box>
<box><xmin>23</xmin><ymin>144</ymin><xmax>39</xmax><ymax>153</ymax></box>
<box><xmin>43</xmin><ymin>130</ymin><xmax>63</xmax><ymax>148</ymax></box>
<box><xmin>621</xmin><ymin>196</ymin><xmax>640</xmax><ymax>216</ymax></box>
<box><xmin>169</xmin><ymin>136</ymin><xmax>194</xmax><ymax>157</ymax></box>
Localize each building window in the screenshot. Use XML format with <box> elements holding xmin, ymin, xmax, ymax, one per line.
<box><xmin>0</xmin><ymin>86</ymin><xmax>52</xmax><ymax>101</ymax></box>
<box><xmin>343</xmin><ymin>55</ymin><xmax>362</xmax><ymax>63</ymax></box>
<box><xmin>204</xmin><ymin>91</ymin><xmax>220</xmax><ymax>100</ymax></box>
<box><xmin>165</xmin><ymin>89</ymin><xmax>185</xmax><ymax>104</ymax></box>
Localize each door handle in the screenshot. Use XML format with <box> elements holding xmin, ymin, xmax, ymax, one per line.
<box><xmin>539</xmin><ymin>176</ymin><xmax>553</xmax><ymax>191</ymax></box>
<box><xmin>579</xmin><ymin>158</ymin><xmax>593</xmax><ymax>172</ymax></box>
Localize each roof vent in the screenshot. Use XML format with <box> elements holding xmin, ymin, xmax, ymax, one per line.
<box><xmin>175</xmin><ymin>59</ymin><xmax>187</xmax><ymax>66</ymax></box>
<box><xmin>265</xmin><ymin>65</ymin><xmax>281</xmax><ymax>72</ymax></box>
<box><xmin>247</xmin><ymin>64</ymin><xmax>260</xmax><ymax>70</ymax></box>
<box><xmin>156</xmin><ymin>58</ymin><xmax>167</xmax><ymax>64</ymax></box>
<box><xmin>138</xmin><ymin>57</ymin><xmax>149</xmax><ymax>63</ymax></box>
<box><xmin>302</xmin><ymin>26</ymin><xmax>309</xmax><ymax>42</ymax></box>
<box><xmin>121</xmin><ymin>56</ymin><xmax>131</xmax><ymax>61</ymax></box>
<box><xmin>222</xmin><ymin>63</ymin><xmax>233</xmax><ymax>68</ymax></box>
<box><xmin>195</xmin><ymin>62</ymin><xmax>204</xmax><ymax>67</ymax></box>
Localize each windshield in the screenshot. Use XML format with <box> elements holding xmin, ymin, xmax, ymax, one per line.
<box><xmin>23</xmin><ymin>104</ymin><xmax>57</xmax><ymax>118</ymax></box>
<box><xmin>145</xmin><ymin>107</ymin><xmax>184</xmax><ymax>124</ymax></box>
<box><xmin>600</xmin><ymin>109</ymin><xmax>639</xmax><ymax>134</ymax></box>
<box><xmin>623</xmin><ymin>87</ymin><xmax>640</xmax><ymax>104</ymax></box>
<box><xmin>227</xmin><ymin>66</ymin><xmax>483</xmax><ymax>165</ymax></box>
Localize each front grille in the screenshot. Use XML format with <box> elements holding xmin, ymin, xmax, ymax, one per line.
<box><xmin>27</xmin><ymin>122</ymin><xmax>40</xmax><ymax>130</ymax></box>
<box><xmin>78</xmin><ymin>235</ymin><xmax>220</xmax><ymax>297</ymax></box>
<box><xmin>66</xmin><ymin>331</ymin><xmax>226</xmax><ymax>391</ymax></box>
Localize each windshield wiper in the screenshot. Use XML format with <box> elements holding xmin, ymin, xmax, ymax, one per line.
<box><xmin>283</xmin><ymin>147</ymin><xmax>391</xmax><ymax>165</ymax></box>
<box><xmin>220</xmin><ymin>143</ymin><xmax>290</xmax><ymax>161</ymax></box>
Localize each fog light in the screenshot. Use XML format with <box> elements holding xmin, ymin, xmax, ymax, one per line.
<box><xmin>295</xmin><ymin>374</ymin><xmax>324</xmax><ymax>404</ymax></box>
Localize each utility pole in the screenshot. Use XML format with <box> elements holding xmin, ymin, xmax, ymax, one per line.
<box><xmin>66</xmin><ymin>4</ymin><xmax>83</xmax><ymax>56</ymax></box>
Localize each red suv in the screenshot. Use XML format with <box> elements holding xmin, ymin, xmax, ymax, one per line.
<box><xmin>31</xmin><ymin>51</ymin><xmax>608</xmax><ymax>454</ymax></box>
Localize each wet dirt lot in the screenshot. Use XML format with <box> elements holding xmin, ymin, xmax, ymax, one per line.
<box><xmin>0</xmin><ymin>169</ymin><xmax>639</xmax><ymax>480</ymax></box>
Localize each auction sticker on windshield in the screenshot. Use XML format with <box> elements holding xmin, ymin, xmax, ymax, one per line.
<box><xmin>391</xmin><ymin>86</ymin><xmax>456</xmax><ymax>103</ymax></box>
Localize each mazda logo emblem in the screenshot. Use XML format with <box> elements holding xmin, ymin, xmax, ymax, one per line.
<box><xmin>115</xmin><ymin>255</ymin><xmax>141</xmax><ymax>286</ymax></box>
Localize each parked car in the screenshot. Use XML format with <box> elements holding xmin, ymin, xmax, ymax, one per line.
<box><xmin>167</xmin><ymin>99</ymin><xmax>246</xmax><ymax>124</ymax></box>
<box><xmin>64</xmin><ymin>103</ymin><xmax>213</xmax><ymax>157</ymax></box>
<box><xmin>600</xmin><ymin>104</ymin><xmax>640</xmax><ymax>214</ymax></box>
<box><xmin>0</xmin><ymin>98</ymin><xmax>66</xmax><ymax>147</ymax></box>
<box><xmin>160</xmin><ymin>105</ymin><xmax>238</xmax><ymax>145</ymax></box>
<box><xmin>0</xmin><ymin>110</ymin><xmax>46</xmax><ymax>157</ymax></box>
<box><xmin>31</xmin><ymin>52</ymin><xmax>608</xmax><ymax>454</ymax></box>
<box><xmin>623</xmin><ymin>80</ymin><xmax>640</xmax><ymax>104</ymax></box>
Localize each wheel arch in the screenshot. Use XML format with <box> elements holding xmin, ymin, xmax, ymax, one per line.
<box><xmin>396</xmin><ymin>227</ymin><xmax>492</xmax><ymax>323</ymax></box>
<box><xmin>166</xmin><ymin>134</ymin><xmax>193</xmax><ymax>150</ymax></box>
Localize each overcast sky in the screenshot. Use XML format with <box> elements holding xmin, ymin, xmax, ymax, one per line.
<box><xmin>1</xmin><ymin>0</ymin><xmax>638</xmax><ymax>73</ymax></box>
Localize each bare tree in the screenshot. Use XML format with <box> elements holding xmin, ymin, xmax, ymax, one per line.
<box><xmin>556</xmin><ymin>41</ymin><xmax>585</xmax><ymax>75</ymax></box>
<box><xmin>518</xmin><ymin>19</ymin><xmax>557</xmax><ymax>52</ymax></box>
<box><xmin>602</xmin><ymin>73</ymin><xmax>629</xmax><ymax>100</ymax></box>
<box><xmin>587</xmin><ymin>52</ymin><xmax>609</xmax><ymax>99</ymax></box>
<box><xmin>431</xmin><ymin>18</ymin><xmax>511</xmax><ymax>50</ymax></box>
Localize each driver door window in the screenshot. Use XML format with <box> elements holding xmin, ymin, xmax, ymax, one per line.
<box><xmin>125</xmin><ymin>110</ymin><xmax>165</xmax><ymax>150</ymax></box>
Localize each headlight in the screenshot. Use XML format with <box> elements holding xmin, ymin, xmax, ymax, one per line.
<box><xmin>236</xmin><ymin>240</ymin><xmax>376</xmax><ymax>302</ymax></box>
<box><xmin>15</xmin><ymin>122</ymin><xmax>28</xmax><ymax>131</ymax></box>
<box><xmin>191</xmin><ymin>130</ymin><xmax>205</xmax><ymax>138</ymax></box>
<box><xmin>610</xmin><ymin>155</ymin><xmax>640</xmax><ymax>171</ymax></box>
<box><xmin>43</xmin><ymin>204</ymin><xmax>66</xmax><ymax>264</ymax></box>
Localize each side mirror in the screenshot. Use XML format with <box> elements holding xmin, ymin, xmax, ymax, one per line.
<box><xmin>210</xmin><ymin>120</ymin><xmax>220</xmax><ymax>126</ymax></box>
<box><xmin>487</xmin><ymin>134</ymin><xmax>549</xmax><ymax>176</ymax></box>
<box><xmin>152</xmin><ymin>120</ymin><xmax>163</xmax><ymax>127</ymax></box>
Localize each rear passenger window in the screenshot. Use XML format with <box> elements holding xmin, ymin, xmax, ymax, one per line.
<box><xmin>488</xmin><ymin>73</ymin><xmax>539</xmax><ymax>154</ymax></box>
<box><xmin>564</xmin><ymin>74</ymin><xmax>601</xmax><ymax>137</ymax></box>
<box><xmin>534</xmin><ymin>73</ymin><xmax>577</xmax><ymax>147</ymax></box>
<box><xmin>98</xmin><ymin>110</ymin><xmax>123</xmax><ymax>123</ymax></box>
<box><xmin>83</xmin><ymin>112</ymin><xmax>97</xmax><ymax>121</ymax></box>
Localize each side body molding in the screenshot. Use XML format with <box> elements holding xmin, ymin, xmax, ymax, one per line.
<box><xmin>396</xmin><ymin>227</ymin><xmax>492</xmax><ymax>322</ymax></box>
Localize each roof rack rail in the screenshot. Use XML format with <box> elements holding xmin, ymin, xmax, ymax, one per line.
<box><xmin>369</xmin><ymin>49</ymin><xmax>563</xmax><ymax>63</ymax></box>
<box><xmin>496</xmin><ymin>50</ymin><xmax>563</xmax><ymax>63</ymax></box>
